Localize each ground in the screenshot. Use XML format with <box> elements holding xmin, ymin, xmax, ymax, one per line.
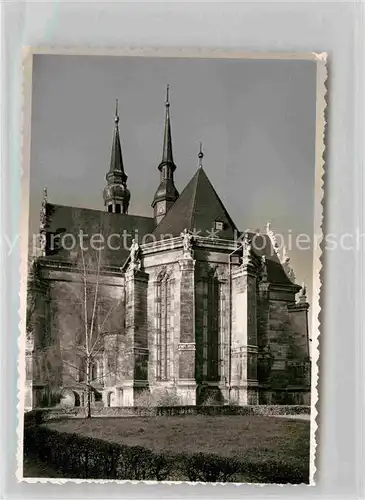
<box><xmin>44</xmin><ymin>415</ymin><xmax>309</xmax><ymax>472</ymax></box>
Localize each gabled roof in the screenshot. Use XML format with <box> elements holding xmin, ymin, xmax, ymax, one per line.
<box><xmin>43</xmin><ymin>204</ymin><xmax>155</xmax><ymax>267</ymax></box>
<box><xmin>153</xmin><ymin>167</ymin><xmax>238</xmax><ymax>240</ymax></box>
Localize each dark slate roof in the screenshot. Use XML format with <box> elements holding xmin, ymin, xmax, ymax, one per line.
<box><xmin>44</xmin><ymin>203</ymin><xmax>155</xmax><ymax>267</ymax></box>
<box><xmin>153</xmin><ymin>167</ymin><xmax>238</xmax><ymax>240</ymax></box>
<box><xmin>246</xmin><ymin>232</ymin><xmax>299</xmax><ymax>287</ymax></box>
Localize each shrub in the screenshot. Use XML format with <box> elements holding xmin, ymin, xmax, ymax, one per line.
<box><xmin>24</xmin><ymin>426</ymin><xmax>173</xmax><ymax>480</ymax></box>
<box><xmin>134</xmin><ymin>388</ymin><xmax>181</xmax><ymax>408</ymax></box>
<box><xmin>201</xmin><ymin>394</ymin><xmax>222</xmax><ymax>407</ymax></box>
<box><xmin>24</xmin><ymin>425</ymin><xmax>308</xmax><ymax>483</ymax></box>
<box><xmin>153</xmin><ymin>387</ymin><xmax>180</xmax><ymax>407</ymax></box>
<box><xmin>134</xmin><ymin>390</ymin><xmax>155</xmax><ymax>410</ymax></box>
<box><xmin>180</xmin><ymin>452</ymin><xmax>240</xmax><ymax>482</ymax></box>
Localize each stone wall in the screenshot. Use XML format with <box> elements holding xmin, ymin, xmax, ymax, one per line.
<box><xmin>31</xmin><ymin>265</ymin><xmax>125</xmax><ymax>408</ymax></box>
<box><xmin>258</xmin><ymin>289</ymin><xmax>310</xmax><ymax>402</ymax></box>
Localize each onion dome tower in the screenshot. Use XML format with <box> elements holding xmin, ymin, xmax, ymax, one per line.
<box><xmin>151</xmin><ymin>85</ymin><xmax>179</xmax><ymax>225</ymax></box>
<box><xmin>103</xmin><ymin>99</ymin><xmax>131</xmax><ymax>214</ymax></box>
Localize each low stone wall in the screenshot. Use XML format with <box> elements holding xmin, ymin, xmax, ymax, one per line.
<box><xmin>25</xmin><ymin>404</ymin><xmax>310</xmax><ymax>424</ymax></box>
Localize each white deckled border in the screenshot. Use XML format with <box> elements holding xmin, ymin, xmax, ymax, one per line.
<box><xmin>309</xmin><ymin>51</ymin><xmax>327</xmax><ymax>486</ymax></box>
<box><xmin>17</xmin><ymin>46</ymin><xmax>327</xmax><ymax>487</ymax></box>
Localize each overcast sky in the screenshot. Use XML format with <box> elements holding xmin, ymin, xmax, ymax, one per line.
<box><xmin>29</xmin><ymin>54</ymin><xmax>317</xmax><ymax>313</ymax></box>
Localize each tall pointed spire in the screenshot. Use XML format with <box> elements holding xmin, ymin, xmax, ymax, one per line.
<box><xmin>108</xmin><ymin>98</ymin><xmax>127</xmax><ymax>182</ymax></box>
<box><xmin>160</xmin><ymin>84</ymin><xmax>174</xmax><ymax>168</ymax></box>
<box><xmin>103</xmin><ymin>100</ymin><xmax>130</xmax><ymax>214</ymax></box>
<box><xmin>152</xmin><ymin>86</ymin><xmax>179</xmax><ymax>225</ymax></box>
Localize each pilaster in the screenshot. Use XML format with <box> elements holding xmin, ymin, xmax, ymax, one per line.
<box><xmin>123</xmin><ymin>268</ymin><xmax>149</xmax><ymax>405</ymax></box>
<box><xmin>177</xmin><ymin>257</ymin><xmax>196</xmax><ymax>404</ymax></box>
<box><xmin>230</xmin><ymin>261</ymin><xmax>259</xmax><ymax>405</ymax></box>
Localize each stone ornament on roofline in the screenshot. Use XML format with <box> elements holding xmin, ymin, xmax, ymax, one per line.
<box><xmin>39</xmin><ymin>186</ymin><xmax>48</xmax><ymax>257</ymax></box>
<box><xmin>129</xmin><ymin>238</ymin><xmax>141</xmax><ymax>271</ymax></box>
<box><xmin>180</xmin><ymin>228</ymin><xmax>194</xmax><ymax>259</ymax></box>
<box><xmin>298</xmin><ymin>282</ymin><xmax>308</xmax><ymax>304</ymax></box>
<box><xmin>281</xmin><ymin>243</ymin><xmax>296</xmax><ymax>284</ymax></box>
<box><xmin>240</xmin><ymin>232</ymin><xmax>255</xmax><ymax>268</ymax></box>
<box><xmin>265</xmin><ymin>221</ymin><xmax>280</xmax><ymax>258</ymax></box>
<box><xmin>260</xmin><ymin>255</ymin><xmax>268</xmax><ymax>282</ymax></box>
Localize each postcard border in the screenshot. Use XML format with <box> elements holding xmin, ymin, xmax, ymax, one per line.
<box><xmin>17</xmin><ymin>46</ymin><xmax>327</xmax><ymax>487</ymax></box>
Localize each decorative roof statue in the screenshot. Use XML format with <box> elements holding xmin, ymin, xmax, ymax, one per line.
<box><xmin>260</xmin><ymin>255</ymin><xmax>268</xmax><ymax>282</ymax></box>
<box><xmin>129</xmin><ymin>238</ymin><xmax>141</xmax><ymax>270</ymax></box>
<box><xmin>281</xmin><ymin>243</ymin><xmax>296</xmax><ymax>283</ymax></box>
<box><xmin>241</xmin><ymin>232</ymin><xmax>254</xmax><ymax>268</ymax></box>
<box><xmin>242</xmin><ymin>231</ymin><xmax>252</xmax><ymax>254</ymax></box>
<box><xmin>298</xmin><ymin>282</ymin><xmax>308</xmax><ymax>304</ymax></box>
<box><xmin>266</xmin><ymin>221</ymin><xmax>280</xmax><ymax>257</ymax></box>
<box><xmin>282</xmin><ymin>245</ymin><xmax>290</xmax><ymax>265</ymax></box>
<box><xmin>181</xmin><ymin>228</ymin><xmax>193</xmax><ymax>258</ymax></box>
<box><xmin>287</xmin><ymin>267</ymin><xmax>296</xmax><ymax>283</ymax></box>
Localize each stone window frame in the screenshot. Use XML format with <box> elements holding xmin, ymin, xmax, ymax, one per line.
<box><xmin>155</xmin><ymin>267</ymin><xmax>174</xmax><ymax>381</ymax></box>
<box><xmin>200</xmin><ymin>266</ymin><xmax>226</xmax><ymax>383</ymax></box>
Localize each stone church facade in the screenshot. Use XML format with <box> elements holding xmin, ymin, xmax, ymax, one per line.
<box><xmin>26</xmin><ymin>89</ymin><xmax>311</xmax><ymax>410</ymax></box>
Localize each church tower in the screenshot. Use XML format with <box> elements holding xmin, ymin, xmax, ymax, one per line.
<box><xmin>152</xmin><ymin>85</ymin><xmax>179</xmax><ymax>225</ymax></box>
<box><xmin>103</xmin><ymin>100</ymin><xmax>131</xmax><ymax>214</ymax></box>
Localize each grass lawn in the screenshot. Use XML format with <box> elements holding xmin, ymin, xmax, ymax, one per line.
<box><xmin>46</xmin><ymin>415</ymin><xmax>309</xmax><ymax>470</ymax></box>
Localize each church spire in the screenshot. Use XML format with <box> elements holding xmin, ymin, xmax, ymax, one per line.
<box><xmin>109</xmin><ymin>99</ymin><xmax>127</xmax><ymax>181</ymax></box>
<box><xmin>152</xmin><ymin>85</ymin><xmax>179</xmax><ymax>225</ymax></box>
<box><xmin>103</xmin><ymin>99</ymin><xmax>130</xmax><ymax>214</ymax></box>
<box><xmin>161</xmin><ymin>84</ymin><xmax>174</xmax><ymax>167</ymax></box>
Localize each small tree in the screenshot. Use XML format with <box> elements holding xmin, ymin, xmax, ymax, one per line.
<box><xmin>58</xmin><ymin>245</ymin><xmax>124</xmax><ymax>417</ymax></box>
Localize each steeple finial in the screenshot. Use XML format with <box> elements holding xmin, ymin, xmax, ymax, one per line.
<box><xmin>115</xmin><ymin>98</ymin><xmax>119</xmax><ymax>124</ymax></box>
<box><xmin>161</xmin><ymin>85</ymin><xmax>174</xmax><ymax>166</ymax></box>
<box><xmin>198</xmin><ymin>142</ymin><xmax>204</xmax><ymax>168</ymax></box>
<box><xmin>165</xmin><ymin>84</ymin><xmax>170</xmax><ymax>108</ymax></box>
<box><xmin>109</xmin><ymin>99</ymin><xmax>125</xmax><ymax>176</ymax></box>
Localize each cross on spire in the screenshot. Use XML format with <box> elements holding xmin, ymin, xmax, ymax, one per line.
<box><xmin>115</xmin><ymin>98</ymin><xmax>119</xmax><ymax>125</ymax></box>
<box><xmin>165</xmin><ymin>84</ymin><xmax>170</xmax><ymax>108</ymax></box>
<box><xmin>161</xmin><ymin>84</ymin><xmax>174</xmax><ymax>166</ymax></box>
<box><xmin>198</xmin><ymin>142</ymin><xmax>204</xmax><ymax>168</ymax></box>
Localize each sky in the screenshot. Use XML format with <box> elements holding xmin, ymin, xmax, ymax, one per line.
<box><xmin>29</xmin><ymin>54</ymin><xmax>317</xmax><ymax>317</ymax></box>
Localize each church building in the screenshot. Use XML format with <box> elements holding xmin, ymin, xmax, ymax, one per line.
<box><xmin>26</xmin><ymin>88</ymin><xmax>311</xmax><ymax>410</ymax></box>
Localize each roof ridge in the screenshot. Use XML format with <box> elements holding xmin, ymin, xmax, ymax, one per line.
<box><xmin>47</xmin><ymin>202</ymin><xmax>154</xmax><ymax>221</ymax></box>
<box><xmin>189</xmin><ymin>169</ymin><xmax>201</xmax><ymax>231</ymax></box>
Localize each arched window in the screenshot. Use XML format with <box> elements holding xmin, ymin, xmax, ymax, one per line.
<box><xmin>155</xmin><ymin>268</ymin><xmax>174</xmax><ymax>380</ymax></box>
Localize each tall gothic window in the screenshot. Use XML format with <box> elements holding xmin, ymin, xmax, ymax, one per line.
<box><xmin>155</xmin><ymin>269</ymin><xmax>174</xmax><ymax>380</ymax></box>
<box><xmin>207</xmin><ymin>274</ymin><xmax>220</xmax><ymax>381</ymax></box>
<box><xmin>200</xmin><ymin>269</ymin><xmax>223</xmax><ymax>382</ymax></box>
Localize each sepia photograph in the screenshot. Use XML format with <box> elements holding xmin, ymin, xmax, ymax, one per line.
<box><xmin>20</xmin><ymin>50</ymin><xmax>325</xmax><ymax>485</ymax></box>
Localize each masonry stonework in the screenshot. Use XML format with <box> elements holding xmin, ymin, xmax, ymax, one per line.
<box><xmin>27</xmin><ymin>97</ymin><xmax>310</xmax><ymax>408</ymax></box>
